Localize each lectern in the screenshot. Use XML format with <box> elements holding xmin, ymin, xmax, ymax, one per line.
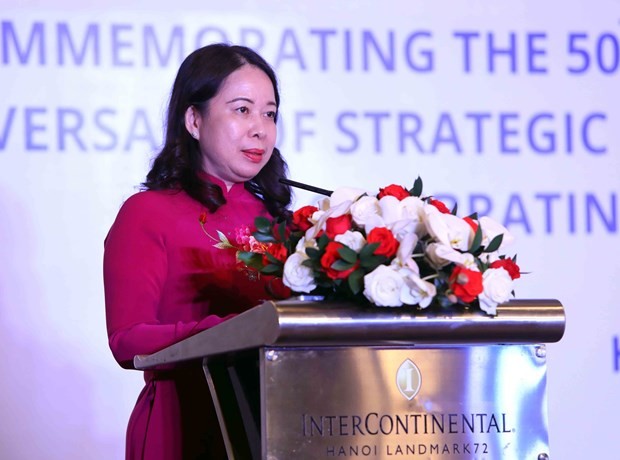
<box><xmin>134</xmin><ymin>298</ymin><xmax>565</xmax><ymax>460</ymax></box>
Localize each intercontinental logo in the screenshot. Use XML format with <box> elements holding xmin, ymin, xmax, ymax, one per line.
<box><xmin>396</xmin><ymin>359</ymin><xmax>422</xmax><ymax>400</ymax></box>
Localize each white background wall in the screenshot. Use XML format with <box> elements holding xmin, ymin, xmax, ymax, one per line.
<box><xmin>1</xmin><ymin>1</ymin><xmax>618</xmax><ymax>458</ymax></box>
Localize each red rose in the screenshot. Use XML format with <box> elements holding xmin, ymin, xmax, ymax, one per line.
<box><xmin>320</xmin><ymin>241</ymin><xmax>358</xmax><ymax>280</ymax></box>
<box><xmin>292</xmin><ymin>205</ymin><xmax>318</xmax><ymax>231</ymax></box>
<box><xmin>378</xmin><ymin>184</ymin><xmax>410</xmax><ymax>201</ymax></box>
<box><xmin>448</xmin><ymin>266</ymin><xmax>483</xmax><ymax>303</ymax></box>
<box><xmin>463</xmin><ymin>216</ymin><xmax>478</xmax><ymax>233</ymax></box>
<box><xmin>262</xmin><ymin>242</ymin><xmax>288</xmax><ymax>265</ymax></box>
<box><xmin>429</xmin><ymin>198</ymin><xmax>450</xmax><ymax>214</ymax></box>
<box><xmin>366</xmin><ymin>227</ymin><xmax>399</xmax><ymax>258</ymax></box>
<box><xmin>266</xmin><ymin>276</ymin><xmax>292</xmax><ymax>300</ymax></box>
<box><xmin>490</xmin><ymin>259</ymin><xmax>521</xmax><ymax>280</ymax></box>
<box><xmin>199</xmin><ymin>211</ymin><xmax>208</xmax><ymax>225</ymax></box>
<box><xmin>325</xmin><ymin>214</ymin><xmax>352</xmax><ymax>239</ymax></box>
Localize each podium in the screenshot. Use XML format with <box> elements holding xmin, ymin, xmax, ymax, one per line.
<box><xmin>134</xmin><ymin>298</ymin><xmax>565</xmax><ymax>460</ymax></box>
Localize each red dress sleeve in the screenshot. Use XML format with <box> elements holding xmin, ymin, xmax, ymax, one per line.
<box><xmin>103</xmin><ymin>193</ymin><xmax>233</xmax><ymax>369</ymax></box>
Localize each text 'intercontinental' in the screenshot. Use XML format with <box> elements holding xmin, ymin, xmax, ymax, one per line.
<box><xmin>302</xmin><ymin>412</ymin><xmax>513</xmax><ymax>437</ymax></box>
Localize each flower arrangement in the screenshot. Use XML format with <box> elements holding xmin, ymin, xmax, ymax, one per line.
<box><xmin>212</xmin><ymin>178</ymin><xmax>521</xmax><ymax>316</ymax></box>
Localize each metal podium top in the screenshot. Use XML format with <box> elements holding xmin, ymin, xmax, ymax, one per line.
<box><xmin>134</xmin><ymin>298</ymin><xmax>565</xmax><ymax>369</ymax></box>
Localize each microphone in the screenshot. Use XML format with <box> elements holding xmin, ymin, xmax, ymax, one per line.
<box><xmin>279</xmin><ymin>178</ymin><xmax>333</xmax><ymax>196</ymax></box>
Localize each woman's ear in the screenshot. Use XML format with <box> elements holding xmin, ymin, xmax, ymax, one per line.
<box><xmin>184</xmin><ymin>106</ymin><xmax>201</xmax><ymax>140</ymax></box>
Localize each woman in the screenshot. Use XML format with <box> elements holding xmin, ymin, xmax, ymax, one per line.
<box><xmin>103</xmin><ymin>43</ymin><xmax>291</xmax><ymax>459</ymax></box>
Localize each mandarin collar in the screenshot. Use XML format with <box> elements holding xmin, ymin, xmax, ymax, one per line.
<box><xmin>198</xmin><ymin>171</ymin><xmax>247</xmax><ymax>198</ymax></box>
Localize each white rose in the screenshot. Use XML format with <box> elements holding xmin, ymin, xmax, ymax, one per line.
<box><xmin>335</xmin><ymin>230</ymin><xmax>366</xmax><ymax>252</ymax></box>
<box><xmin>478</xmin><ymin>267</ymin><xmax>513</xmax><ymax>315</ymax></box>
<box><xmin>400</xmin><ymin>196</ymin><xmax>425</xmax><ymax>221</ymax></box>
<box><xmin>350</xmin><ymin>195</ymin><xmax>380</xmax><ymax>227</ymax></box>
<box><xmin>363</xmin><ymin>265</ymin><xmax>405</xmax><ymax>307</ymax></box>
<box><xmin>282</xmin><ymin>253</ymin><xmax>317</xmax><ymax>293</ymax></box>
<box><xmin>378</xmin><ymin>195</ymin><xmax>403</xmax><ymax>226</ymax></box>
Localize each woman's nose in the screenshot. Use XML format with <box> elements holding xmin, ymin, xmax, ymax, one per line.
<box><xmin>250</xmin><ymin>116</ymin><xmax>267</xmax><ymax>138</ymax></box>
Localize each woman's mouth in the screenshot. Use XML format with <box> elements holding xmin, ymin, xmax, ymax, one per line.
<box><xmin>242</xmin><ymin>148</ymin><xmax>265</xmax><ymax>163</ymax></box>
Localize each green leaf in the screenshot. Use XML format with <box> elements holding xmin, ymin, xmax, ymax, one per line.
<box><xmin>264</xmin><ymin>252</ymin><xmax>283</xmax><ymax>265</ymax></box>
<box><xmin>254</xmin><ymin>216</ymin><xmax>272</xmax><ymax>234</ymax></box>
<box><xmin>287</xmin><ymin>233</ymin><xmax>303</xmax><ymax>253</ymax></box>
<box><xmin>451</xmin><ymin>202</ymin><xmax>458</xmax><ymax>215</ymax></box>
<box><xmin>317</xmin><ymin>233</ymin><xmax>329</xmax><ymax>251</ymax></box>
<box><xmin>348</xmin><ymin>269</ymin><xmax>365</xmax><ymax>294</ymax></box>
<box><xmin>469</xmin><ymin>225</ymin><xmax>482</xmax><ymax>253</ymax></box>
<box><xmin>332</xmin><ymin>260</ymin><xmax>354</xmax><ymax>271</ymax></box>
<box><xmin>238</xmin><ymin>251</ymin><xmax>259</xmax><ymax>263</ymax></box>
<box><xmin>301</xmin><ymin>259</ymin><xmax>314</xmax><ymax>268</ymax></box>
<box><xmin>261</xmin><ymin>264</ymin><xmax>282</xmax><ymax>275</ymax></box>
<box><xmin>338</xmin><ymin>245</ymin><xmax>358</xmax><ymax>264</ymax></box>
<box><xmin>410</xmin><ymin>176</ymin><xmax>423</xmax><ymax>197</ymax></box>
<box><xmin>238</xmin><ymin>252</ymin><xmax>265</xmax><ymax>271</ymax></box>
<box><xmin>360</xmin><ymin>255</ymin><xmax>387</xmax><ymax>270</ymax></box>
<box><xmin>359</xmin><ymin>242</ymin><xmax>380</xmax><ymax>259</ymax></box>
<box><xmin>254</xmin><ymin>232</ymin><xmax>277</xmax><ymax>243</ymax></box>
<box><xmin>306</xmin><ymin>247</ymin><xmax>322</xmax><ymax>261</ymax></box>
<box><xmin>277</xmin><ymin>220</ymin><xmax>287</xmax><ymax>241</ymax></box>
<box><xmin>317</xmin><ymin>279</ymin><xmax>334</xmax><ymax>288</ymax></box>
<box><xmin>484</xmin><ymin>234</ymin><xmax>504</xmax><ymax>253</ymax></box>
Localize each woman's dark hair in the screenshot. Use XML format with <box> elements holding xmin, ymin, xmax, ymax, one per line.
<box><xmin>142</xmin><ymin>43</ymin><xmax>291</xmax><ymax>219</ymax></box>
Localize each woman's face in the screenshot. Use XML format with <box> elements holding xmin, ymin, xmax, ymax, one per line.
<box><xmin>185</xmin><ymin>65</ymin><xmax>277</xmax><ymax>190</ymax></box>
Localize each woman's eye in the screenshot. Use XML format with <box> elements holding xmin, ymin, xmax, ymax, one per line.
<box><xmin>237</xmin><ymin>106</ymin><xmax>249</xmax><ymax>114</ymax></box>
<box><xmin>266</xmin><ymin>111</ymin><xmax>277</xmax><ymax>119</ymax></box>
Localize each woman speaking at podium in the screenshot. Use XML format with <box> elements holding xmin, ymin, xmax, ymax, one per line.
<box><xmin>103</xmin><ymin>43</ymin><xmax>291</xmax><ymax>459</ymax></box>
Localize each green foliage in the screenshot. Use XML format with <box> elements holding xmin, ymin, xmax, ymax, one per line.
<box><xmin>306</xmin><ymin>247</ymin><xmax>321</xmax><ymax>261</ymax></box>
<box><xmin>359</xmin><ymin>242</ymin><xmax>379</xmax><ymax>259</ymax></box>
<box><xmin>484</xmin><ymin>234</ymin><xmax>504</xmax><ymax>253</ymax></box>
<box><xmin>347</xmin><ymin>269</ymin><xmax>365</xmax><ymax>294</ymax></box>
<box><xmin>277</xmin><ymin>220</ymin><xmax>288</xmax><ymax>242</ymax></box>
<box><xmin>261</xmin><ymin>264</ymin><xmax>281</xmax><ymax>275</ymax></box>
<box><xmin>451</xmin><ymin>202</ymin><xmax>458</xmax><ymax>215</ymax></box>
<box><xmin>254</xmin><ymin>216</ymin><xmax>272</xmax><ymax>233</ymax></box>
<box><xmin>410</xmin><ymin>176</ymin><xmax>423</xmax><ymax>197</ymax></box>
<box><xmin>332</xmin><ymin>260</ymin><xmax>356</xmax><ymax>271</ymax></box>
<box><xmin>237</xmin><ymin>251</ymin><xmax>264</xmax><ymax>271</ymax></box>
<box><xmin>208</xmin><ymin>177</ymin><xmax>522</xmax><ymax>317</ymax></box>
<box><xmin>469</xmin><ymin>226</ymin><xmax>483</xmax><ymax>254</ymax></box>
<box><xmin>338</xmin><ymin>245</ymin><xmax>358</xmax><ymax>264</ymax></box>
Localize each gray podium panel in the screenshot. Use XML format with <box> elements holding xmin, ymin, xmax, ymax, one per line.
<box><xmin>134</xmin><ymin>299</ymin><xmax>564</xmax><ymax>460</ymax></box>
<box><xmin>262</xmin><ymin>345</ymin><xmax>549</xmax><ymax>460</ymax></box>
